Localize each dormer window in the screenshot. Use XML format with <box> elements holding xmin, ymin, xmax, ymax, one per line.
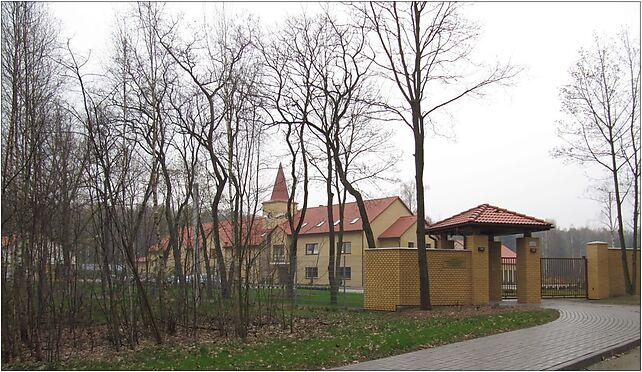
<box><xmin>333</xmin><ymin>219</ymin><xmax>340</xmax><ymax>226</ymax></box>
<box><xmin>350</xmin><ymin>217</ymin><xmax>359</xmax><ymax>224</ymax></box>
<box><xmin>315</xmin><ymin>220</ymin><xmax>325</xmax><ymax>227</ymax></box>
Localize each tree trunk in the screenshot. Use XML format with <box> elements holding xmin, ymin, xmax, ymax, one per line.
<box><xmin>414</xmin><ymin>113</ymin><xmax>431</xmax><ymax>310</ymax></box>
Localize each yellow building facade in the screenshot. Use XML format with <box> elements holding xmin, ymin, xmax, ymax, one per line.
<box><xmin>141</xmin><ymin>164</ymin><xmax>430</xmax><ymax>289</ymax></box>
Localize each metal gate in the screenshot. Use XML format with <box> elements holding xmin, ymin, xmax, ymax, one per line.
<box><xmin>540</xmin><ymin>257</ymin><xmax>587</xmax><ymax>298</ymax></box>
<box><xmin>501</xmin><ymin>257</ymin><xmax>517</xmax><ymax>299</ymax></box>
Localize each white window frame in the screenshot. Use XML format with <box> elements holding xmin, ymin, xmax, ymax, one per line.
<box><xmin>305</xmin><ymin>243</ymin><xmax>319</xmax><ymax>255</ymax></box>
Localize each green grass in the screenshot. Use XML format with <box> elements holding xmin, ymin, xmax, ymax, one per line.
<box><xmin>50</xmin><ymin>308</ymin><xmax>557</xmax><ymax>371</ymax></box>
<box><xmin>279</xmin><ymin>288</ymin><xmax>363</xmax><ymax>308</ymax></box>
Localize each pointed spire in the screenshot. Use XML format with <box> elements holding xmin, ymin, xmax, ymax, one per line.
<box><xmin>270</xmin><ymin>163</ymin><xmax>289</xmax><ymax>202</ymax></box>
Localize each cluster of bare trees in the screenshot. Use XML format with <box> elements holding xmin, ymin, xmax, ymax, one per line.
<box><xmin>555</xmin><ymin>31</ymin><xmax>640</xmax><ymax>294</ymax></box>
<box><xmin>1</xmin><ymin>1</ymin><xmax>272</xmax><ymax>362</ymax></box>
<box><xmin>2</xmin><ymin>1</ymin><xmax>526</xmax><ymax>363</ymax></box>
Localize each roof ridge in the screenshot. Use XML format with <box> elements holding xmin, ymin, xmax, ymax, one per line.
<box><xmin>469</xmin><ymin>203</ymin><xmax>489</xmax><ymax>221</ymax></box>
<box><xmin>430</xmin><ymin>204</ymin><xmax>487</xmax><ymax>227</ymax></box>
<box><xmin>481</xmin><ymin>203</ymin><xmax>550</xmax><ymax>225</ymax></box>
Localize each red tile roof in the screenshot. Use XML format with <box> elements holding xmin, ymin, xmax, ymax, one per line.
<box><xmin>501</xmin><ymin>245</ymin><xmax>516</xmax><ymax>258</ymax></box>
<box><xmin>429</xmin><ymin>204</ymin><xmax>552</xmax><ymax>231</ymax></box>
<box><xmin>282</xmin><ymin>196</ymin><xmax>404</xmax><ymax>236</ymax></box>
<box><xmin>147</xmin><ymin>196</ymin><xmax>408</xmax><ymax>253</ymax></box>
<box><xmin>269</xmin><ymin>163</ymin><xmax>289</xmax><ymax>202</ymax></box>
<box><xmin>217</xmin><ymin>218</ymin><xmax>265</xmax><ymax>247</ymax></box>
<box><xmin>378</xmin><ymin>216</ymin><xmax>424</xmax><ymax>239</ymax></box>
<box><xmin>148</xmin><ymin>218</ymin><xmax>265</xmax><ymax>254</ymax></box>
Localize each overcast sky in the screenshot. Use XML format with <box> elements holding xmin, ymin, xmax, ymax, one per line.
<box><xmin>49</xmin><ymin>1</ymin><xmax>640</xmax><ymax>230</ymax></box>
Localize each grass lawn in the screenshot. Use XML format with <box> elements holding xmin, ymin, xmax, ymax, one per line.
<box><xmin>49</xmin><ymin>306</ymin><xmax>558</xmax><ymax>371</ymax></box>
<box><xmin>277</xmin><ymin>288</ymin><xmax>363</xmax><ymax>308</ymax></box>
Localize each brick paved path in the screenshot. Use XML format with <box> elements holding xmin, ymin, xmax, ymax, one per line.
<box><xmin>335</xmin><ymin>300</ymin><xmax>640</xmax><ymax>370</ymax></box>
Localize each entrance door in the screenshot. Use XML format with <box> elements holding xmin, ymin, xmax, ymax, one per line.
<box><xmin>540</xmin><ymin>257</ymin><xmax>587</xmax><ymax>298</ymax></box>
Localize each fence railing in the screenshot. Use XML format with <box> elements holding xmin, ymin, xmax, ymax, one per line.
<box><xmin>540</xmin><ymin>257</ymin><xmax>587</xmax><ymax>298</ymax></box>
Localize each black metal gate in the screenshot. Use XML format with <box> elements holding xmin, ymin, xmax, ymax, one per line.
<box><xmin>501</xmin><ymin>257</ymin><xmax>517</xmax><ymax>299</ymax></box>
<box><xmin>540</xmin><ymin>257</ymin><xmax>587</xmax><ymax>298</ymax></box>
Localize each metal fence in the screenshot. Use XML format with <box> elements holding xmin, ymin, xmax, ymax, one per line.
<box><xmin>540</xmin><ymin>257</ymin><xmax>587</xmax><ymax>298</ymax></box>
<box><xmin>501</xmin><ymin>257</ymin><xmax>517</xmax><ymax>299</ymax></box>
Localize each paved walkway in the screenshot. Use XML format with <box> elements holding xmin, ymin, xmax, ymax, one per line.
<box><xmin>335</xmin><ymin>300</ymin><xmax>640</xmax><ymax>370</ymax></box>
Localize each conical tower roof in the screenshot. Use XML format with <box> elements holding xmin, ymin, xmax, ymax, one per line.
<box><xmin>269</xmin><ymin>163</ymin><xmax>289</xmax><ymax>202</ymax></box>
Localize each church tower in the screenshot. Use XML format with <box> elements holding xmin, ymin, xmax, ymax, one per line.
<box><xmin>263</xmin><ymin>163</ymin><xmax>297</xmax><ymax>229</ymax></box>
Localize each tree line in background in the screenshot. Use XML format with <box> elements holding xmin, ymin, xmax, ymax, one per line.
<box><xmin>0</xmin><ymin>1</ymin><xmax>639</xmax><ymax>366</ymax></box>
<box><xmin>499</xmin><ymin>227</ymin><xmax>637</xmax><ymax>258</ymax></box>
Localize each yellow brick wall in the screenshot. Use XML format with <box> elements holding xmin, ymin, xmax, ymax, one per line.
<box><xmin>427</xmin><ymin>250</ymin><xmax>473</xmax><ymax>306</ymax></box>
<box><xmin>364</xmin><ymin>248</ymin><xmax>474</xmax><ymax>311</ymax></box>
<box><xmin>467</xmin><ymin>235</ymin><xmax>489</xmax><ymax>305</ymax></box>
<box><xmin>516</xmin><ymin>237</ymin><xmax>541</xmax><ymax>304</ymax></box>
<box><xmin>364</xmin><ymin>249</ymin><xmax>401</xmax><ymax>311</ymax></box>
<box><xmin>398</xmin><ymin>250</ymin><xmax>420</xmax><ymax>305</ymax></box>
<box><xmin>488</xmin><ymin>241</ymin><xmax>502</xmax><ymax>301</ymax></box>
<box><xmin>606</xmin><ymin>248</ymin><xmax>641</xmax><ymax>297</ymax></box>
<box><xmin>586</xmin><ymin>242</ymin><xmax>609</xmax><ymax>299</ymax></box>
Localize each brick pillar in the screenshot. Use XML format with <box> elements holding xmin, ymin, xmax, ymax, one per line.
<box><xmin>516</xmin><ymin>237</ymin><xmax>541</xmax><ymax>304</ymax></box>
<box><xmin>586</xmin><ymin>241</ymin><xmax>609</xmax><ymax>299</ymax></box>
<box><xmin>364</xmin><ymin>249</ymin><xmax>401</xmax><ymax>311</ymax></box>
<box><xmin>467</xmin><ymin>235</ymin><xmax>489</xmax><ymax>305</ymax></box>
<box><xmin>488</xmin><ymin>241</ymin><xmax>502</xmax><ymax>301</ymax></box>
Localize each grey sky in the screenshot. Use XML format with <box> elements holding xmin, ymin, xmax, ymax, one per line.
<box><xmin>50</xmin><ymin>1</ymin><xmax>640</xmax><ymax>229</ymax></box>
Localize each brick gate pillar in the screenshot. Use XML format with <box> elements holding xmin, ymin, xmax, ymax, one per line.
<box><xmin>488</xmin><ymin>240</ymin><xmax>502</xmax><ymax>301</ymax></box>
<box><xmin>516</xmin><ymin>237</ymin><xmax>541</xmax><ymax>304</ymax></box>
<box><xmin>467</xmin><ymin>235</ymin><xmax>489</xmax><ymax>305</ymax></box>
<box><xmin>586</xmin><ymin>241</ymin><xmax>609</xmax><ymax>299</ymax></box>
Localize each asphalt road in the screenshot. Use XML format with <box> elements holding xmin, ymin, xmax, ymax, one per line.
<box><xmin>585</xmin><ymin>346</ymin><xmax>641</xmax><ymax>371</ymax></box>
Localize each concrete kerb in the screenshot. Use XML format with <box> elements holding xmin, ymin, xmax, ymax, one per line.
<box><xmin>551</xmin><ymin>338</ymin><xmax>641</xmax><ymax>371</ymax></box>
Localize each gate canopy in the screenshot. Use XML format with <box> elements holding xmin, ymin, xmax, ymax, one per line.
<box><xmin>428</xmin><ymin>204</ymin><xmax>553</xmax><ymax>236</ymax></box>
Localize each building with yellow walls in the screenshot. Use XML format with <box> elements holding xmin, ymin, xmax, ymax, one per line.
<box><xmin>141</xmin><ymin>164</ymin><xmax>432</xmax><ymax>288</ymax></box>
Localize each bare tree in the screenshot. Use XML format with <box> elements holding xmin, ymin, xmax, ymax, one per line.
<box><xmin>555</xmin><ymin>31</ymin><xmax>640</xmax><ymax>294</ymax></box>
<box><xmin>260</xmin><ymin>15</ymin><xmax>317</xmax><ymax>299</ymax></box>
<box><xmin>359</xmin><ymin>2</ymin><xmax>517</xmax><ymax>310</ymax></box>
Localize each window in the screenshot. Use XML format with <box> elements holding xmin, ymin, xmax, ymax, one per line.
<box><xmin>333</xmin><ymin>219</ymin><xmax>340</xmax><ymax>226</ymax></box>
<box><xmin>338</xmin><ymin>266</ymin><xmax>352</xmax><ymax>280</ymax></box>
<box><xmin>305</xmin><ymin>243</ymin><xmax>319</xmax><ymax>255</ymax></box>
<box><xmin>305</xmin><ymin>267</ymin><xmax>319</xmax><ymax>279</ymax></box>
<box><xmin>315</xmin><ymin>220</ymin><xmax>325</xmax><ymax>227</ymax></box>
<box><xmin>301</xmin><ymin>222</ymin><xmax>308</xmax><ymax>228</ymax></box>
<box><xmin>272</xmin><ymin>245</ymin><xmax>285</xmax><ymax>263</ymax></box>
<box><xmin>350</xmin><ymin>217</ymin><xmax>359</xmax><ymax>224</ymax></box>
<box><xmin>408</xmin><ymin>242</ymin><xmax>415</xmax><ymax>248</ymax></box>
<box><xmin>340</xmin><ymin>241</ymin><xmax>352</xmax><ymax>254</ymax></box>
<box><xmin>426</xmin><ymin>243</ymin><xmax>432</xmax><ymax>248</ymax></box>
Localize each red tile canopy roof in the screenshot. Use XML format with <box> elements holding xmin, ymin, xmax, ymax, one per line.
<box><xmin>428</xmin><ymin>204</ymin><xmax>553</xmax><ymax>236</ymax></box>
